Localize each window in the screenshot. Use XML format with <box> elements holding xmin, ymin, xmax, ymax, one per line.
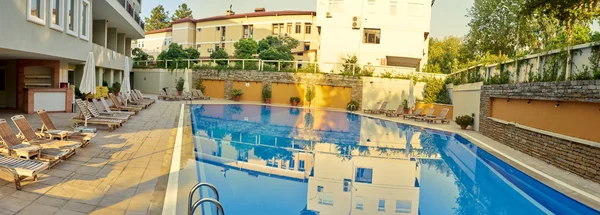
<box><xmin>221</xmin><ymin>26</ymin><xmax>226</xmax><ymax>37</ymax></box>
<box><xmin>355</xmin><ymin>167</ymin><xmax>373</xmax><ymax>183</ymax></box>
<box><xmin>289</xmin><ymin>159</ymin><xmax>295</xmax><ymax>169</ymax></box>
<box><xmin>279</xmin><ymin>23</ymin><xmax>284</xmax><ymax>34</ymax></box>
<box><xmin>295</xmin><ymin>23</ymin><xmax>302</xmax><ymax>34</ymax></box>
<box><xmin>363</xmin><ymin>29</ymin><xmax>381</xmax><ymax>44</ymax></box>
<box><xmin>395</xmin><ymin>200</ymin><xmax>412</xmax><ymax>213</ymax></box>
<box><xmin>196</xmin><ymin>45</ymin><xmax>201</xmax><ymax>52</ymax></box>
<box><xmin>408</xmin><ymin>3</ymin><xmax>424</xmax><ymax>17</ymax></box>
<box><xmin>80</xmin><ymin>0</ymin><xmax>90</xmax><ymax>40</ymax></box>
<box><xmin>66</xmin><ymin>0</ymin><xmax>77</xmax><ymax>36</ymax></box>
<box><xmin>215</xmin><ymin>44</ymin><xmax>220</xmax><ymax>51</ymax></box>
<box><xmin>272</xmin><ymin>23</ymin><xmax>279</xmax><ymax>35</ymax></box>
<box><xmin>138</xmin><ymin>41</ymin><xmax>144</xmax><ymax>48</ymax></box>
<box><xmin>27</xmin><ymin>0</ymin><xmax>46</xmax><ymax>25</ymax></box>
<box><xmin>50</xmin><ymin>0</ymin><xmax>63</xmax><ymax>31</ymax></box>
<box><xmin>378</xmin><ymin>199</ymin><xmax>385</xmax><ymax>211</ymax></box>
<box><xmin>390</xmin><ymin>1</ymin><xmax>398</xmax><ymax>15</ymax></box>
<box><xmin>304</xmin><ymin>43</ymin><xmax>310</xmax><ymax>51</ymax></box>
<box><xmin>287</xmin><ymin>23</ymin><xmax>292</xmax><ymax>34</ymax></box>
<box><xmin>305</xmin><ymin>23</ymin><xmax>312</xmax><ymax>34</ymax></box>
<box><xmin>355</xmin><ymin>197</ymin><xmax>364</xmax><ymax>210</ymax></box>
<box><xmin>237</xmin><ymin>151</ymin><xmax>248</xmax><ymax>162</ymax></box>
<box><xmin>318</xmin><ymin>192</ymin><xmax>334</xmax><ymax>205</ymax></box>
<box><xmin>298</xmin><ymin>160</ymin><xmax>305</xmax><ymax>171</ymax></box>
<box><xmin>329</xmin><ymin>0</ymin><xmax>344</xmax><ymax>13</ymax></box>
<box><xmin>221</xmin><ymin>43</ymin><xmax>225</xmax><ymax>51</ymax></box>
<box><xmin>243</xmin><ymin>25</ymin><xmax>254</xmax><ymax>37</ymax></box>
<box><xmin>367</xmin><ymin>0</ymin><xmax>376</xmax><ymax>14</ymax></box>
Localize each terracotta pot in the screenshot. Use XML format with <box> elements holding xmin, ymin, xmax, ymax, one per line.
<box><xmin>265</xmin><ymin>98</ymin><xmax>271</xmax><ymax>104</ymax></box>
<box><xmin>460</xmin><ymin>125</ymin><xmax>468</xmax><ymax>130</ymax></box>
<box><xmin>403</xmin><ymin>108</ymin><xmax>409</xmax><ymax>114</ymax></box>
<box><xmin>115</xmin><ymin>92</ymin><xmax>119</xmax><ymax>97</ymax></box>
<box><xmin>233</xmin><ymin>96</ymin><xmax>240</xmax><ymax>101</ymax></box>
<box><xmin>177</xmin><ymin>91</ymin><xmax>182</xmax><ymax>96</ymax></box>
<box><xmin>292</xmin><ymin>101</ymin><xmax>298</xmax><ymax>106</ymax></box>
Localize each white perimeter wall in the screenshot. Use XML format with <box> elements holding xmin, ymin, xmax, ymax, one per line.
<box><xmin>446</xmin><ymin>82</ymin><xmax>482</xmax><ymax>130</ymax></box>
<box><xmin>362</xmin><ymin>77</ymin><xmax>426</xmax><ymax>111</ymax></box>
<box><xmin>132</xmin><ymin>69</ymin><xmax>192</xmax><ymax>94</ymax></box>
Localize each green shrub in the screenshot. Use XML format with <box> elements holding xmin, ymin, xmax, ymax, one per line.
<box><xmin>112</xmin><ymin>82</ymin><xmax>121</xmax><ymax>93</ymax></box>
<box><xmin>455</xmin><ymin>115</ymin><xmax>474</xmax><ymax>129</ymax></box>
<box><xmin>194</xmin><ymin>79</ymin><xmax>206</xmax><ymax>92</ymax></box>
<box><xmin>289</xmin><ymin>97</ymin><xmax>301</xmax><ymax>103</ymax></box>
<box><xmin>346</xmin><ymin>100</ymin><xmax>360</xmax><ymax>111</ymax></box>
<box><xmin>262</xmin><ymin>85</ymin><xmax>272</xmax><ymax>102</ymax></box>
<box><xmin>305</xmin><ymin>85</ymin><xmax>315</xmax><ymax>106</ymax></box>
<box><xmin>380</xmin><ymin>69</ymin><xmax>395</xmax><ymax>78</ymax></box>
<box><xmin>422</xmin><ymin>76</ymin><xmax>448</xmax><ymax>104</ymax></box>
<box><xmin>230</xmin><ymin>89</ymin><xmax>243</xmax><ymax>97</ymax></box>
<box><xmin>102</xmin><ymin>81</ymin><xmax>109</xmax><ymax>87</ymax></box>
<box><xmin>175</xmin><ymin>77</ymin><xmax>185</xmax><ymax>92</ymax></box>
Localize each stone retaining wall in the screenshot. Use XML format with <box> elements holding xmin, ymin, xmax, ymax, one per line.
<box><xmin>192</xmin><ymin>69</ymin><xmax>363</xmax><ymax>104</ymax></box>
<box><xmin>480</xmin><ymin>80</ymin><xmax>600</xmax><ymax>183</ymax></box>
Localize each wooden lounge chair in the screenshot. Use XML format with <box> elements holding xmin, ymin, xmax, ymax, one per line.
<box><xmin>109</xmin><ymin>94</ymin><xmax>144</xmax><ymax>111</ymax></box>
<box><xmin>134</xmin><ymin>89</ymin><xmax>156</xmax><ymax>104</ymax></box>
<box><xmin>92</xmin><ymin>99</ymin><xmax>135</xmax><ymax>116</ymax></box>
<box><xmin>72</xmin><ymin>100</ymin><xmax>122</xmax><ymax>131</ymax></box>
<box><xmin>36</xmin><ymin>109</ymin><xmax>94</xmax><ymax>147</ymax></box>
<box><xmin>385</xmin><ymin>105</ymin><xmax>404</xmax><ymax>117</ymax></box>
<box><xmin>11</xmin><ymin>115</ymin><xmax>82</xmax><ymax>158</ymax></box>
<box><xmin>0</xmin><ymin>154</ymin><xmax>48</xmax><ymax>190</ymax></box>
<box><xmin>166</xmin><ymin>88</ymin><xmax>184</xmax><ymax>100</ymax></box>
<box><xmin>373</xmin><ymin>101</ymin><xmax>388</xmax><ymax>114</ymax></box>
<box><xmin>123</xmin><ymin>94</ymin><xmax>150</xmax><ymax>108</ymax></box>
<box><xmin>414</xmin><ymin>108</ymin><xmax>435</xmax><ymax>121</ymax></box>
<box><xmin>101</xmin><ymin>97</ymin><xmax>140</xmax><ymax>114</ymax></box>
<box><xmin>364</xmin><ymin>102</ymin><xmax>382</xmax><ymax>114</ymax></box>
<box><xmin>0</xmin><ymin>119</ymin><xmax>67</xmax><ymax>168</ymax></box>
<box><xmin>85</xmin><ymin>101</ymin><xmax>130</xmax><ymax>122</ymax></box>
<box><xmin>426</xmin><ymin>108</ymin><xmax>451</xmax><ymax>124</ymax></box>
<box><xmin>158</xmin><ymin>89</ymin><xmax>169</xmax><ymax>100</ymax></box>
<box><xmin>129</xmin><ymin>91</ymin><xmax>153</xmax><ymax>106</ymax></box>
<box><xmin>193</xmin><ymin>89</ymin><xmax>211</xmax><ymax>100</ymax></box>
<box><xmin>403</xmin><ymin>108</ymin><xmax>424</xmax><ymax>119</ymax></box>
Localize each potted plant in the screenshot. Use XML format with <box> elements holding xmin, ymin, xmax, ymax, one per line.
<box><xmin>290</xmin><ymin>97</ymin><xmax>301</xmax><ymax>106</ymax></box>
<box><xmin>455</xmin><ymin>115</ymin><xmax>474</xmax><ymax>130</ymax></box>
<box><xmin>112</xmin><ymin>82</ymin><xmax>121</xmax><ymax>96</ymax></box>
<box><xmin>230</xmin><ymin>89</ymin><xmax>243</xmax><ymax>101</ymax></box>
<box><xmin>175</xmin><ymin>77</ymin><xmax>185</xmax><ymax>96</ymax></box>
<box><xmin>262</xmin><ymin>85</ymin><xmax>272</xmax><ymax>104</ymax></box>
<box><xmin>346</xmin><ymin>100</ymin><xmax>359</xmax><ymax>111</ymax></box>
<box><xmin>305</xmin><ymin>86</ymin><xmax>315</xmax><ymax>107</ymax></box>
<box><xmin>402</xmin><ymin>99</ymin><xmax>409</xmax><ymax>114</ymax></box>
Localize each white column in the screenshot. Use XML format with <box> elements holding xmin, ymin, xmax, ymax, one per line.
<box><xmin>109</xmin><ymin>70</ymin><xmax>115</xmax><ymax>87</ymax></box>
<box><xmin>97</xmin><ymin>68</ymin><xmax>104</xmax><ymax>86</ymax></box>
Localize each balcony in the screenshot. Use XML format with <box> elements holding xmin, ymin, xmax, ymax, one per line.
<box><xmin>93</xmin><ymin>44</ymin><xmax>127</xmax><ymax>70</ymax></box>
<box><xmin>117</xmin><ymin>0</ymin><xmax>145</xmax><ymax>30</ymax></box>
<box><xmin>94</xmin><ymin>0</ymin><xmax>145</xmax><ymax>39</ymax></box>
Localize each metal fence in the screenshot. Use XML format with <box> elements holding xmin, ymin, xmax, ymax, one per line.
<box><xmin>132</xmin><ymin>59</ymin><xmax>448</xmax><ymax>79</ymax></box>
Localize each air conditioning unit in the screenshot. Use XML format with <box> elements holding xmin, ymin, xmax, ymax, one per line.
<box><xmin>242</xmin><ymin>35</ymin><xmax>247</xmax><ymax>39</ymax></box>
<box><xmin>284</xmin><ymin>33</ymin><xmax>289</xmax><ymax>37</ymax></box>
<box><xmin>208</xmin><ymin>48</ymin><xmax>213</xmax><ymax>53</ymax></box>
<box><xmin>326</xmin><ymin>12</ymin><xmax>332</xmax><ymax>18</ymax></box>
<box><xmin>221</xmin><ymin>36</ymin><xmax>225</xmax><ymax>41</ymax></box>
<box><xmin>352</xmin><ymin>16</ymin><xmax>361</xmax><ymax>30</ymax></box>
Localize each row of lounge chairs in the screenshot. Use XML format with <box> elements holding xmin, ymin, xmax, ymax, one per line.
<box><xmin>0</xmin><ymin>111</ymin><xmax>96</xmax><ymax>190</ymax></box>
<box><xmin>70</xmin><ymin>89</ymin><xmax>155</xmax><ymax>131</ymax></box>
<box><xmin>364</xmin><ymin>102</ymin><xmax>450</xmax><ymax>124</ymax></box>
<box><xmin>158</xmin><ymin>88</ymin><xmax>210</xmax><ymax>101</ymax></box>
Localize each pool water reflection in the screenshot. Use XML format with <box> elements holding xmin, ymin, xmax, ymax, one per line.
<box><xmin>190</xmin><ymin>104</ymin><xmax>599</xmax><ymax>215</ymax></box>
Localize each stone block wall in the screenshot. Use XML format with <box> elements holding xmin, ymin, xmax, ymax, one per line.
<box><xmin>192</xmin><ymin>70</ymin><xmax>363</xmax><ymax>105</ymax></box>
<box><xmin>480</xmin><ymin>80</ymin><xmax>600</xmax><ymax>183</ymax></box>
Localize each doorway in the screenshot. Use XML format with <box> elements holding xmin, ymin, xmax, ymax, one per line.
<box><xmin>0</xmin><ymin>67</ymin><xmax>5</xmax><ymax>108</ymax></box>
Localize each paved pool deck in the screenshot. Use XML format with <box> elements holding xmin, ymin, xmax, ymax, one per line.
<box><xmin>1</xmin><ymin>97</ymin><xmax>599</xmax><ymax>214</ymax></box>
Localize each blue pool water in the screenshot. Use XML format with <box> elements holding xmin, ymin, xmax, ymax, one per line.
<box><xmin>190</xmin><ymin>104</ymin><xmax>599</xmax><ymax>215</ymax></box>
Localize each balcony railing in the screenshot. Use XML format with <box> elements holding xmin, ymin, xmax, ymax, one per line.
<box><xmin>116</xmin><ymin>0</ymin><xmax>144</xmax><ymax>30</ymax></box>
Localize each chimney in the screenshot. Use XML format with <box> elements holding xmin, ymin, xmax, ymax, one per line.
<box><xmin>226</xmin><ymin>10</ymin><xmax>235</xmax><ymax>16</ymax></box>
<box><xmin>254</xmin><ymin>8</ymin><xmax>266</xmax><ymax>12</ymax></box>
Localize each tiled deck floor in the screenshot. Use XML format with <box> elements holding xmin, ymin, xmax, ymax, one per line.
<box><xmin>0</xmin><ymin>96</ymin><xmax>183</xmax><ymax>215</ymax></box>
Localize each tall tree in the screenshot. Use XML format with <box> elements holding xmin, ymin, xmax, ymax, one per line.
<box><xmin>144</xmin><ymin>5</ymin><xmax>170</xmax><ymax>31</ymax></box>
<box><xmin>424</xmin><ymin>36</ymin><xmax>464</xmax><ymax>74</ymax></box>
<box><xmin>233</xmin><ymin>38</ymin><xmax>259</xmax><ymax>59</ymax></box>
<box><xmin>171</xmin><ymin>3</ymin><xmax>193</xmax><ymax>21</ymax></box>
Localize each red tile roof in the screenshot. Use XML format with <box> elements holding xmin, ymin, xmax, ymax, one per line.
<box><xmin>145</xmin><ymin>28</ymin><xmax>172</xmax><ymax>35</ymax></box>
<box><xmin>171</xmin><ymin>10</ymin><xmax>316</xmax><ymax>24</ymax></box>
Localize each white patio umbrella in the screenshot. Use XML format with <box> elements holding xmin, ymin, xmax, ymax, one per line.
<box><xmin>79</xmin><ymin>52</ymin><xmax>96</xmax><ymax>127</ymax></box>
<box><xmin>407</xmin><ymin>77</ymin><xmax>416</xmax><ymax>114</ymax></box>
<box><xmin>120</xmin><ymin>57</ymin><xmax>132</xmax><ymax>106</ymax></box>
<box><xmin>404</xmin><ymin>127</ymin><xmax>414</xmax><ymax>158</ymax></box>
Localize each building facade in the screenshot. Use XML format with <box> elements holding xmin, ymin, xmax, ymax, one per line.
<box><xmin>315</xmin><ymin>0</ymin><xmax>433</xmax><ymax>72</ymax></box>
<box><xmin>134</xmin><ymin>9</ymin><xmax>319</xmax><ymax>61</ymax></box>
<box><xmin>0</xmin><ymin>0</ymin><xmax>145</xmax><ymax>113</ymax></box>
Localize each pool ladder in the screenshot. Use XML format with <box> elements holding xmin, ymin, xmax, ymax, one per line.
<box><xmin>188</xmin><ymin>183</ymin><xmax>225</xmax><ymax>215</ymax></box>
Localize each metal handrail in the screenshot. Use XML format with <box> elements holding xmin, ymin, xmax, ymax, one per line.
<box><xmin>188</xmin><ymin>183</ymin><xmax>220</xmax><ymax>213</ymax></box>
<box><xmin>189</xmin><ymin>198</ymin><xmax>225</xmax><ymax>215</ymax></box>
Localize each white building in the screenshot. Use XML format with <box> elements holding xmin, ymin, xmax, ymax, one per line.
<box><xmin>0</xmin><ymin>0</ymin><xmax>145</xmax><ymax>113</ymax></box>
<box><xmin>316</xmin><ymin>0</ymin><xmax>433</xmax><ymax>73</ymax></box>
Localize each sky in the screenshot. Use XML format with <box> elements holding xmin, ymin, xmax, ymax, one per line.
<box><xmin>141</xmin><ymin>0</ymin><xmax>474</xmax><ymax>38</ymax></box>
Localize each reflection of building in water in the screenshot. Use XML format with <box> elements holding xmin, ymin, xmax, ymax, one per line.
<box><xmin>307</xmin><ymin>153</ymin><xmax>420</xmax><ymax>215</ymax></box>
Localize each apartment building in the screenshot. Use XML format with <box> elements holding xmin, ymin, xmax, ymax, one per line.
<box><xmin>134</xmin><ymin>8</ymin><xmax>319</xmax><ymax>61</ymax></box>
<box><xmin>0</xmin><ymin>0</ymin><xmax>145</xmax><ymax>113</ymax></box>
<box><xmin>316</xmin><ymin>0</ymin><xmax>433</xmax><ymax>72</ymax></box>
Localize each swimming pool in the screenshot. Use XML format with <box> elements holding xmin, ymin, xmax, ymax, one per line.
<box><xmin>189</xmin><ymin>104</ymin><xmax>599</xmax><ymax>215</ymax></box>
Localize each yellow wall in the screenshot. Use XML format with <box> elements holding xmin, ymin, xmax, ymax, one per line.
<box><xmin>313</xmin><ymin>85</ymin><xmax>352</xmax><ymax>109</ymax></box>
<box><xmin>203</xmin><ymin>80</ymin><xmax>225</xmax><ymax>98</ymax></box>
<box><xmin>271</xmin><ymin>82</ymin><xmax>305</xmax><ymax>106</ymax></box>
<box><xmin>232</xmin><ymin>81</ymin><xmax>263</xmax><ymax>102</ymax></box>
<box><xmin>136</xmin><ymin>31</ymin><xmax>172</xmax><ymax>58</ymax></box>
<box><xmin>414</xmin><ymin>102</ymin><xmax>454</xmax><ymax>119</ymax></box>
<box><xmin>490</xmin><ymin>99</ymin><xmax>600</xmax><ymax>142</ymax></box>
<box><xmin>172</xmin><ymin>22</ymin><xmax>196</xmax><ymax>49</ymax></box>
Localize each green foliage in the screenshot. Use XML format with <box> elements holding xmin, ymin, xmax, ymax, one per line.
<box><xmin>305</xmin><ymin>85</ymin><xmax>315</xmax><ymax>106</ymax></box>
<box><xmin>484</xmin><ymin>65</ymin><xmax>512</xmax><ymax>85</ymax></box>
<box><xmin>402</xmin><ymin>100</ymin><xmax>408</xmax><ymax>109</ymax></box>
<box><xmin>361</xmin><ymin>63</ymin><xmax>375</xmax><ymax>77</ymax></box>
<box><xmin>132</xmin><ymin>48</ymin><xmax>150</xmax><ymax>61</ymax></box>
<box><xmin>102</xmin><ymin>81</ymin><xmax>108</xmax><ymax>87</ymax></box>
<box><xmin>112</xmin><ymin>82</ymin><xmax>121</xmax><ymax>93</ymax></box>
<box><xmin>175</xmin><ymin>77</ymin><xmax>185</xmax><ymax>92</ymax></box>
<box><xmin>380</xmin><ymin>69</ymin><xmax>395</xmax><ymax>78</ymax></box>
<box><xmin>289</xmin><ymin>97</ymin><xmax>301</xmax><ymax>103</ymax></box>
<box><xmin>74</xmin><ymin>86</ymin><xmax>83</xmax><ymax>98</ymax></box>
<box><xmin>156</xmin><ymin>43</ymin><xmax>199</xmax><ymax>69</ymax></box>
<box><xmin>230</xmin><ymin>89</ymin><xmax>243</xmax><ymax>97</ymax></box>
<box><xmin>340</xmin><ymin>55</ymin><xmax>361</xmax><ymax>76</ymax></box>
<box><xmin>298</xmin><ymin>63</ymin><xmax>321</xmax><ymax>73</ymax></box>
<box><xmin>171</xmin><ymin>3</ymin><xmax>193</xmax><ymax>21</ymax></box>
<box><xmin>257</xmin><ymin>36</ymin><xmax>299</xmax><ymax>61</ymax></box>
<box><xmin>262</xmin><ymin>85</ymin><xmax>272</xmax><ymax>101</ymax></box>
<box><xmin>346</xmin><ymin>100</ymin><xmax>360</xmax><ymax>111</ymax></box>
<box><xmin>185</xmin><ymin>47</ymin><xmax>200</xmax><ymax>59</ymax></box>
<box><xmin>436</xmin><ymin>85</ymin><xmax>453</xmax><ymax>104</ymax></box>
<box><xmin>210</xmin><ymin>49</ymin><xmax>229</xmax><ymax>66</ymax></box>
<box><xmin>425</xmin><ymin>36</ymin><xmax>466</xmax><ymax>74</ymax></box>
<box><xmin>194</xmin><ymin>79</ymin><xmax>206</xmax><ymax>92</ymax></box>
<box><xmin>422</xmin><ymin>76</ymin><xmax>450</xmax><ymax>104</ymax></box>
<box><xmin>455</xmin><ymin>115</ymin><xmax>474</xmax><ymax>128</ymax></box>
<box><xmin>234</xmin><ymin>38</ymin><xmax>259</xmax><ymax>59</ymax></box>
<box><xmin>144</xmin><ymin>5</ymin><xmax>170</xmax><ymax>31</ymax></box>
